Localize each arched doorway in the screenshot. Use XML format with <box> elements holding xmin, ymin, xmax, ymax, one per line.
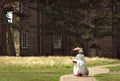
<box><xmin>90</xmin><ymin>44</ymin><xmax>97</xmax><ymax>57</ymax></box>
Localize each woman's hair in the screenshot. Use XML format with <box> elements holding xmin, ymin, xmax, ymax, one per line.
<box><xmin>78</xmin><ymin>49</ymin><xmax>83</xmax><ymax>53</ymax></box>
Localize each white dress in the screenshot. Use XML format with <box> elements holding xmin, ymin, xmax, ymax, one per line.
<box><xmin>73</xmin><ymin>53</ymin><xmax>88</xmax><ymax>75</ymax></box>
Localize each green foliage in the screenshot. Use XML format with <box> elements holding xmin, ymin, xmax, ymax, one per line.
<box><xmin>90</xmin><ymin>0</ymin><xmax>120</xmax><ymax>39</ymax></box>
<box><xmin>29</xmin><ymin>0</ymin><xmax>120</xmax><ymax>44</ymax></box>
<box><xmin>30</xmin><ymin>0</ymin><xmax>93</xmax><ymax>42</ymax></box>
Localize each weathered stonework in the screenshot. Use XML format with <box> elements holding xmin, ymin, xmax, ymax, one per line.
<box><xmin>12</xmin><ymin>0</ymin><xmax>120</xmax><ymax>58</ymax></box>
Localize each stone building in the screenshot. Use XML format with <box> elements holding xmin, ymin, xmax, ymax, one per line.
<box><xmin>7</xmin><ymin>0</ymin><xmax>120</xmax><ymax>58</ymax></box>
<box><xmin>14</xmin><ymin>0</ymin><xmax>70</xmax><ymax>56</ymax></box>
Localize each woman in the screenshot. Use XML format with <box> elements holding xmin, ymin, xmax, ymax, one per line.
<box><xmin>73</xmin><ymin>47</ymin><xmax>89</xmax><ymax>76</ymax></box>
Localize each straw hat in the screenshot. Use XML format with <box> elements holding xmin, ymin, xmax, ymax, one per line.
<box><xmin>73</xmin><ymin>47</ymin><xmax>83</xmax><ymax>53</ymax></box>
<box><xmin>73</xmin><ymin>47</ymin><xmax>82</xmax><ymax>51</ymax></box>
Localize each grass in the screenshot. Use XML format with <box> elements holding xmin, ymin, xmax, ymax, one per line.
<box><xmin>85</xmin><ymin>57</ymin><xmax>120</xmax><ymax>67</ymax></box>
<box><xmin>95</xmin><ymin>74</ymin><xmax>120</xmax><ymax>81</ymax></box>
<box><xmin>95</xmin><ymin>65</ymin><xmax>120</xmax><ymax>81</ymax></box>
<box><xmin>107</xmin><ymin>65</ymin><xmax>120</xmax><ymax>72</ymax></box>
<box><xmin>0</xmin><ymin>56</ymin><xmax>72</xmax><ymax>81</ymax></box>
<box><xmin>0</xmin><ymin>72</ymin><xmax>65</xmax><ymax>81</ymax></box>
<box><xmin>0</xmin><ymin>56</ymin><xmax>119</xmax><ymax>81</ymax></box>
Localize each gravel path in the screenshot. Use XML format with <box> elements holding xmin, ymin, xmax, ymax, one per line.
<box><xmin>60</xmin><ymin>64</ymin><xmax>120</xmax><ymax>81</ymax></box>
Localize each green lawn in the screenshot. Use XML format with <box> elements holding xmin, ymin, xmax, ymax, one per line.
<box><xmin>0</xmin><ymin>56</ymin><xmax>119</xmax><ymax>81</ymax></box>
<box><xmin>95</xmin><ymin>65</ymin><xmax>120</xmax><ymax>81</ymax></box>
<box><xmin>0</xmin><ymin>56</ymin><xmax>73</xmax><ymax>81</ymax></box>
<box><xmin>0</xmin><ymin>65</ymin><xmax>72</xmax><ymax>81</ymax></box>
<box><xmin>95</xmin><ymin>74</ymin><xmax>120</xmax><ymax>81</ymax></box>
<box><xmin>108</xmin><ymin>65</ymin><xmax>120</xmax><ymax>72</ymax></box>
<box><xmin>0</xmin><ymin>72</ymin><xmax>69</xmax><ymax>81</ymax></box>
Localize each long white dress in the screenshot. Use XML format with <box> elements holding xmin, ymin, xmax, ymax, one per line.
<box><xmin>73</xmin><ymin>53</ymin><xmax>88</xmax><ymax>76</ymax></box>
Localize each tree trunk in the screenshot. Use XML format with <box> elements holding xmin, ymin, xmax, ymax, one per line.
<box><xmin>7</xmin><ymin>27</ymin><xmax>16</xmax><ymax>56</ymax></box>
<box><xmin>0</xmin><ymin>4</ymin><xmax>16</xmax><ymax>56</ymax></box>
<box><xmin>0</xmin><ymin>5</ymin><xmax>7</xmax><ymax>55</ymax></box>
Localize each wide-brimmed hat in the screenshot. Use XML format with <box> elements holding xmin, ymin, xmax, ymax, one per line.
<box><xmin>73</xmin><ymin>47</ymin><xmax>83</xmax><ymax>51</ymax></box>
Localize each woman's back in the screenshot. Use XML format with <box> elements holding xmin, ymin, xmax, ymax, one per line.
<box><xmin>76</xmin><ymin>54</ymin><xmax>84</xmax><ymax>61</ymax></box>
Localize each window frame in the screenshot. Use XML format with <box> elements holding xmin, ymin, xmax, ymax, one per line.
<box><xmin>20</xmin><ymin>1</ymin><xmax>28</xmax><ymax>15</ymax></box>
<box><xmin>53</xmin><ymin>33</ymin><xmax>62</xmax><ymax>49</ymax></box>
<box><xmin>21</xmin><ymin>32</ymin><xmax>28</xmax><ymax>49</ymax></box>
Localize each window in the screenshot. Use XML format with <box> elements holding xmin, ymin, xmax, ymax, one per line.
<box><xmin>21</xmin><ymin>1</ymin><xmax>28</xmax><ymax>14</ymax></box>
<box><xmin>53</xmin><ymin>33</ymin><xmax>62</xmax><ymax>49</ymax></box>
<box><xmin>21</xmin><ymin>33</ymin><xmax>28</xmax><ymax>49</ymax></box>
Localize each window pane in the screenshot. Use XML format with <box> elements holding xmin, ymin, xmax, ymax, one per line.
<box><xmin>21</xmin><ymin>33</ymin><xmax>28</xmax><ymax>48</ymax></box>
<box><xmin>21</xmin><ymin>1</ymin><xmax>28</xmax><ymax>14</ymax></box>
<box><xmin>53</xmin><ymin>33</ymin><xmax>62</xmax><ymax>48</ymax></box>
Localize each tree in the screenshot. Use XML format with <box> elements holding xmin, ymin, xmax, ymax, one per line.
<box><xmin>0</xmin><ymin>0</ymin><xmax>17</xmax><ymax>55</ymax></box>
<box><xmin>0</xmin><ymin>3</ymin><xmax>6</xmax><ymax>55</ymax></box>
<box><xmin>1</xmin><ymin>0</ymin><xmax>119</xmax><ymax>56</ymax></box>
<box><xmin>110</xmin><ymin>0</ymin><xmax>120</xmax><ymax>58</ymax></box>
<box><xmin>90</xmin><ymin>0</ymin><xmax>120</xmax><ymax>58</ymax></box>
<box><xmin>0</xmin><ymin>0</ymin><xmax>25</xmax><ymax>56</ymax></box>
<box><xmin>29</xmin><ymin>0</ymin><xmax>93</xmax><ymax>55</ymax></box>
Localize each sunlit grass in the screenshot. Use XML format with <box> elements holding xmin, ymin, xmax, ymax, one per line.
<box><xmin>0</xmin><ymin>56</ymin><xmax>119</xmax><ymax>67</ymax></box>
<box><xmin>86</xmin><ymin>57</ymin><xmax>120</xmax><ymax>67</ymax></box>
<box><xmin>0</xmin><ymin>56</ymin><xmax>74</xmax><ymax>72</ymax></box>
<box><xmin>0</xmin><ymin>56</ymin><xmax>119</xmax><ymax>81</ymax></box>
<box><xmin>0</xmin><ymin>56</ymin><xmax>73</xmax><ymax>66</ymax></box>
<box><xmin>0</xmin><ymin>56</ymin><xmax>119</xmax><ymax>72</ymax></box>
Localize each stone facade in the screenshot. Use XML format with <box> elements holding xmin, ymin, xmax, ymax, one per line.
<box><xmin>17</xmin><ymin>1</ymin><xmax>70</xmax><ymax>56</ymax></box>
<box><xmin>12</xmin><ymin>0</ymin><xmax>120</xmax><ymax>58</ymax></box>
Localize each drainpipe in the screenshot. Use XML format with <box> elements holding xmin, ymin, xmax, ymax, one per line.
<box><xmin>37</xmin><ymin>0</ymin><xmax>41</xmax><ymax>55</ymax></box>
<box><xmin>40</xmin><ymin>9</ymin><xmax>42</xmax><ymax>55</ymax></box>
<box><xmin>112</xmin><ymin>0</ymin><xmax>117</xmax><ymax>58</ymax></box>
